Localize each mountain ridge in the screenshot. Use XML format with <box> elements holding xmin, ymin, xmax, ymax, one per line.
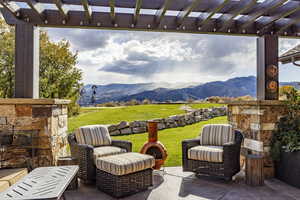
<box><xmin>79</xmin><ymin>76</ymin><xmax>299</xmax><ymax>105</ymax></box>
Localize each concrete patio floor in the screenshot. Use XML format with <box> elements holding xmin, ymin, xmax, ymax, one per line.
<box><xmin>65</xmin><ymin>167</ymin><xmax>300</xmax><ymax>200</ymax></box>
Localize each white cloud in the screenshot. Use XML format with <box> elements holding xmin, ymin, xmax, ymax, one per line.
<box><xmin>45</xmin><ymin>27</ymin><xmax>300</xmax><ymax>84</ymax></box>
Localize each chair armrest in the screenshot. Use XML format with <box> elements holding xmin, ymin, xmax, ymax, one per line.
<box><xmin>111</xmin><ymin>140</ymin><xmax>132</xmax><ymax>152</ymax></box>
<box><xmin>182</xmin><ymin>139</ymin><xmax>201</xmax><ymax>150</ymax></box>
<box><xmin>77</xmin><ymin>144</ymin><xmax>95</xmax><ymax>182</ymax></box>
<box><xmin>182</xmin><ymin>139</ymin><xmax>200</xmax><ymax>170</ymax></box>
<box><xmin>77</xmin><ymin>144</ymin><xmax>94</xmax><ymax>162</ymax></box>
<box><xmin>223</xmin><ymin>134</ymin><xmax>242</xmax><ymax>175</ymax></box>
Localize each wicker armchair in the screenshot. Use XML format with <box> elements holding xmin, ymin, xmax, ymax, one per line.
<box><xmin>68</xmin><ymin>125</ymin><xmax>132</xmax><ymax>184</ymax></box>
<box><xmin>182</xmin><ymin>124</ymin><xmax>243</xmax><ymax>181</ymax></box>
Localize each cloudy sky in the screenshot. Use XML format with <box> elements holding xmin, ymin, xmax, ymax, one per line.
<box><xmin>45</xmin><ymin>27</ymin><xmax>300</xmax><ymax>85</ymax></box>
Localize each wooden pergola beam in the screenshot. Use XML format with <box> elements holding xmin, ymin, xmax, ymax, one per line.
<box><xmin>218</xmin><ymin>0</ymin><xmax>256</xmax><ymax>32</ymax></box>
<box><xmin>277</xmin><ymin>15</ymin><xmax>300</xmax><ymax>34</ymax></box>
<box><xmin>133</xmin><ymin>0</ymin><xmax>142</xmax><ymax>25</ymax></box>
<box><xmin>197</xmin><ymin>0</ymin><xmax>230</xmax><ymax>29</ymax></box>
<box><xmin>0</xmin><ymin>0</ymin><xmax>21</xmax><ymax>18</ymax></box>
<box><xmin>81</xmin><ymin>0</ymin><xmax>92</xmax><ymax>22</ymax></box>
<box><xmin>176</xmin><ymin>0</ymin><xmax>202</xmax><ymax>26</ymax></box>
<box><xmin>109</xmin><ymin>0</ymin><xmax>115</xmax><ymax>25</ymax></box>
<box><xmin>239</xmin><ymin>0</ymin><xmax>288</xmax><ymax>30</ymax></box>
<box><xmin>259</xmin><ymin>1</ymin><xmax>300</xmax><ymax>33</ymax></box>
<box><xmin>53</xmin><ymin>0</ymin><xmax>69</xmax><ymax>21</ymax></box>
<box><xmin>155</xmin><ymin>0</ymin><xmax>173</xmax><ymax>27</ymax></box>
<box><xmin>25</xmin><ymin>0</ymin><xmax>46</xmax><ymax>21</ymax></box>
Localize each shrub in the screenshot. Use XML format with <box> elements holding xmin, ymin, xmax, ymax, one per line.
<box><xmin>142</xmin><ymin>99</ymin><xmax>151</xmax><ymax>104</ymax></box>
<box><xmin>271</xmin><ymin>88</ymin><xmax>300</xmax><ymax>161</ymax></box>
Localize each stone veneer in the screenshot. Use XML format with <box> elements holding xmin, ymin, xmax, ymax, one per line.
<box><xmin>0</xmin><ymin>98</ymin><xmax>70</xmax><ymax>169</ymax></box>
<box><xmin>227</xmin><ymin>100</ymin><xmax>287</xmax><ymax>178</ymax></box>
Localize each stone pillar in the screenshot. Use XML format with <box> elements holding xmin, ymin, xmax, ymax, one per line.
<box><xmin>0</xmin><ymin>99</ymin><xmax>70</xmax><ymax>169</ymax></box>
<box><xmin>227</xmin><ymin>100</ymin><xmax>287</xmax><ymax>178</ymax></box>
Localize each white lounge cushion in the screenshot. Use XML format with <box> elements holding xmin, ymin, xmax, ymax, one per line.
<box><xmin>75</xmin><ymin>125</ymin><xmax>111</xmax><ymax>146</ymax></box>
<box><xmin>93</xmin><ymin>146</ymin><xmax>126</xmax><ymax>163</ymax></box>
<box><xmin>188</xmin><ymin>145</ymin><xmax>223</xmax><ymax>163</ymax></box>
<box><xmin>96</xmin><ymin>152</ymin><xmax>155</xmax><ymax>176</ymax></box>
<box><xmin>200</xmin><ymin>124</ymin><xmax>235</xmax><ymax>146</ymax></box>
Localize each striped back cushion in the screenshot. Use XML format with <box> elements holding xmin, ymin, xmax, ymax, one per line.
<box><xmin>75</xmin><ymin>125</ymin><xmax>111</xmax><ymax>146</ymax></box>
<box><xmin>200</xmin><ymin>124</ymin><xmax>234</xmax><ymax>146</ymax></box>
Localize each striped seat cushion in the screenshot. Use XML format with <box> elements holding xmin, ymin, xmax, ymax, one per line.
<box><xmin>75</xmin><ymin>125</ymin><xmax>111</xmax><ymax>146</ymax></box>
<box><xmin>188</xmin><ymin>145</ymin><xmax>223</xmax><ymax>163</ymax></box>
<box><xmin>200</xmin><ymin>124</ymin><xmax>235</xmax><ymax>146</ymax></box>
<box><xmin>93</xmin><ymin>146</ymin><xmax>127</xmax><ymax>163</ymax></box>
<box><xmin>96</xmin><ymin>152</ymin><xmax>155</xmax><ymax>176</ymax></box>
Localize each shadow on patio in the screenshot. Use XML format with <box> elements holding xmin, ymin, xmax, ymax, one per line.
<box><xmin>65</xmin><ymin>167</ymin><xmax>300</xmax><ymax>200</ymax></box>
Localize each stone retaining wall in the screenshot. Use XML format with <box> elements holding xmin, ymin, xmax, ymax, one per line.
<box><xmin>107</xmin><ymin>107</ymin><xmax>227</xmax><ymax>136</ymax></box>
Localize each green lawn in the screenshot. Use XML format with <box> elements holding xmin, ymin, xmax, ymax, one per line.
<box><xmin>68</xmin><ymin>103</ymin><xmax>222</xmax><ymax>133</ymax></box>
<box><xmin>68</xmin><ymin>103</ymin><xmax>227</xmax><ymax>167</ymax></box>
<box><xmin>112</xmin><ymin>116</ymin><xmax>227</xmax><ymax>166</ymax></box>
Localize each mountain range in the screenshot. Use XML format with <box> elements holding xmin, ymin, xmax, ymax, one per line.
<box><xmin>78</xmin><ymin>76</ymin><xmax>299</xmax><ymax>105</ymax></box>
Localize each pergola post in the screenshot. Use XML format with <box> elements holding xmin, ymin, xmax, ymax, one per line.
<box><xmin>15</xmin><ymin>23</ymin><xmax>40</xmax><ymax>98</ymax></box>
<box><xmin>257</xmin><ymin>35</ymin><xmax>279</xmax><ymax>100</ymax></box>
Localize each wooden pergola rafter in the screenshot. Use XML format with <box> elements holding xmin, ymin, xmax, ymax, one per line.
<box><xmin>1</xmin><ymin>0</ymin><xmax>300</xmax><ymax>36</ymax></box>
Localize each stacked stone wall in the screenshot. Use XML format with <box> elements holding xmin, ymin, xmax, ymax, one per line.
<box><xmin>0</xmin><ymin>99</ymin><xmax>69</xmax><ymax>169</ymax></box>
<box><xmin>227</xmin><ymin>101</ymin><xmax>287</xmax><ymax>178</ymax></box>
<box><xmin>107</xmin><ymin>107</ymin><xmax>227</xmax><ymax>136</ymax></box>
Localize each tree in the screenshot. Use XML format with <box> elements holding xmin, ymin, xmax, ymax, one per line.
<box><xmin>279</xmin><ymin>85</ymin><xmax>295</xmax><ymax>100</ymax></box>
<box><xmin>0</xmin><ymin>19</ymin><xmax>82</xmax><ymax>116</ymax></box>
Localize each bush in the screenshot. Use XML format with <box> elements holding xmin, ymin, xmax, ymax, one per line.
<box><xmin>271</xmin><ymin>88</ymin><xmax>300</xmax><ymax>161</ymax></box>
<box><xmin>125</xmin><ymin>99</ymin><xmax>140</xmax><ymax>106</ymax></box>
<box><xmin>142</xmin><ymin>99</ymin><xmax>151</xmax><ymax>104</ymax></box>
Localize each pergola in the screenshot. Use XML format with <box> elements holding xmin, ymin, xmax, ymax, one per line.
<box><xmin>1</xmin><ymin>0</ymin><xmax>300</xmax><ymax>100</ymax></box>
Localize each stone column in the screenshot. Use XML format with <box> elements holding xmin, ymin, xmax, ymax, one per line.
<box><xmin>0</xmin><ymin>99</ymin><xmax>70</xmax><ymax>168</ymax></box>
<box><xmin>227</xmin><ymin>100</ymin><xmax>287</xmax><ymax>178</ymax></box>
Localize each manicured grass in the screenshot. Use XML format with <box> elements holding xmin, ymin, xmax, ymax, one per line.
<box><xmin>112</xmin><ymin>116</ymin><xmax>228</xmax><ymax>167</ymax></box>
<box><xmin>68</xmin><ymin>103</ymin><xmax>222</xmax><ymax>133</ymax></box>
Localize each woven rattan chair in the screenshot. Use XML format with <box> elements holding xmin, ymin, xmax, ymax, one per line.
<box><xmin>68</xmin><ymin>125</ymin><xmax>132</xmax><ymax>184</ymax></box>
<box><xmin>182</xmin><ymin>124</ymin><xmax>243</xmax><ymax>181</ymax></box>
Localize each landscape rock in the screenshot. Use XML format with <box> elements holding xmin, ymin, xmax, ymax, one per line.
<box><xmin>120</xmin><ymin>127</ymin><xmax>132</xmax><ymax>135</ymax></box>
<box><xmin>108</xmin><ymin>107</ymin><xmax>227</xmax><ymax>136</ymax></box>
<box><xmin>133</xmin><ymin>127</ymin><xmax>147</xmax><ymax>133</ymax></box>
<box><xmin>117</xmin><ymin>121</ymin><xmax>129</xmax><ymax>129</ymax></box>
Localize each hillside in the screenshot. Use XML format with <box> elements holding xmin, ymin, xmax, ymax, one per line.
<box><xmin>79</xmin><ymin>76</ymin><xmax>300</xmax><ymax>105</ymax></box>
<box><xmin>117</xmin><ymin>76</ymin><xmax>256</xmax><ymax>102</ymax></box>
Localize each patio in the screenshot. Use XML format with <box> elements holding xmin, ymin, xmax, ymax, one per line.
<box><xmin>65</xmin><ymin>167</ymin><xmax>300</xmax><ymax>200</ymax></box>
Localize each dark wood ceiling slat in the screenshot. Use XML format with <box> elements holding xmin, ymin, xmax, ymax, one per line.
<box><xmin>25</xmin><ymin>0</ymin><xmax>45</xmax><ymax>21</ymax></box>
<box><xmin>176</xmin><ymin>0</ymin><xmax>203</xmax><ymax>26</ymax></box>
<box><xmin>133</xmin><ymin>0</ymin><xmax>143</xmax><ymax>25</ymax></box>
<box><xmin>2</xmin><ymin>0</ymin><xmax>300</xmax><ymax>38</ymax></box>
<box><xmin>218</xmin><ymin>0</ymin><xmax>256</xmax><ymax>32</ymax></box>
<box><xmin>238</xmin><ymin>0</ymin><xmax>288</xmax><ymax>30</ymax></box>
<box><xmin>277</xmin><ymin>14</ymin><xmax>300</xmax><ymax>34</ymax></box>
<box><xmin>0</xmin><ymin>0</ymin><xmax>21</xmax><ymax>18</ymax></box>
<box><xmin>53</xmin><ymin>0</ymin><xmax>69</xmax><ymax>21</ymax></box>
<box><xmin>109</xmin><ymin>0</ymin><xmax>115</xmax><ymax>24</ymax></box>
<box><xmin>81</xmin><ymin>0</ymin><xmax>92</xmax><ymax>22</ymax></box>
<box><xmin>197</xmin><ymin>0</ymin><xmax>230</xmax><ymax>28</ymax></box>
<box><xmin>258</xmin><ymin>1</ymin><xmax>300</xmax><ymax>33</ymax></box>
<box><xmin>154</xmin><ymin>0</ymin><xmax>173</xmax><ymax>26</ymax></box>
